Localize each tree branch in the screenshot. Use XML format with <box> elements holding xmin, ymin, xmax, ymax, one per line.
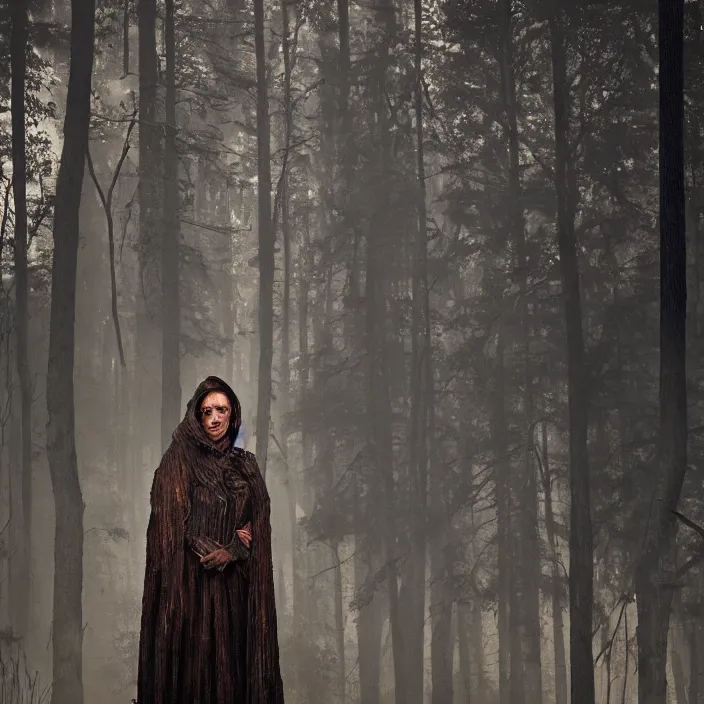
<box><xmin>86</xmin><ymin>110</ymin><xmax>136</xmax><ymax>367</ymax></box>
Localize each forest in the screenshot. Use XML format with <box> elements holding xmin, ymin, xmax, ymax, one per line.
<box><xmin>0</xmin><ymin>0</ymin><xmax>697</xmax><ymax>703</ymax></box>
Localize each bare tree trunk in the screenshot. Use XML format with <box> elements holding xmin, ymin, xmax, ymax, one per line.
<box><xmin>335</xmin><ymin>0</ymin><xmax>379</xmax><ymax>697</ymax></box>
<box><xmin>457</xmin><ymin>602</ymin><xmax>472</xmax><ymax>702</ymax></box>
<box><xmin>688</xmin><ymin>622</ymin><xmax>701</xmax><ymax>704</ymax></box>
<box><xmin>492</xmin><ymin>327</ymin><xmax>511</xmax><ymax>704</ymax></box>
<box><xmin>541</xmin><ymin>421</ymin><xmax>567</xmax><ymax>704</ymax></box>
<box><xmin>670</xmin><ymin>633</ymin><xmax>691</xmax><ymax>704</ymax></box>
<box><xmin>8</xmin><ymin>382</ymin><xmax>23</xmax><ymax>639</ymax></box>
<box><xmin>467</xmin><ymin>498</ymin><xmax>487</xmax><ymax>702</ymax></box>
<box><xmin>356</xmin><ymin>534</ymin><xmax>383</xmax><ymax>704</ymax></box>
<box><xmin>279</xmin><ymin>0</ymin><xmax>302</xmax><ymax>649</ymax></box>
<box><xmin>10</xmin><ymin>0</ymin><xmax>31</xmax><ymax>641</ymax></box>
<box><xmin>297</xmin><ymin>186</ymin><xmax>312</xmax><ymax>548</ymax></box>
<box><xmin>602</xmin><ymin>226</ymin><xmax>627</xmax><ymax>463</ymax></box>
<box><xmin>218</xmin><ymin>180</ymin><xmax>235</xmax><ymax>384</ymax></box>
<box><xmin>668</xmin><ymin>612</ymin><xmax>695</xmax><ymax>704</ymax></box>
<box><xmin>548</xmin><ymin>11</ymin><xmax>595</xmax><ymax>704</ymax></box>
<box><xmin>367</xmin><ymin>50</ymin><xmax>404</xmax><ymax>702</ymax></box>
<box><xmin>280</xmin><ymin>0</ymin><xmax>292</xmax><ymax>437</ymax></box>
<box><xmin>669</xmin><ymin>616</ymin><xmax>688</xmax><ymax>704</ymax></box>
<box><xmin>46</xmin><ymin>0</ymin><xmax>96</xmax><ymax>701</ymax></box>
<box><xmin>333</xmin><ymin>539</ymin><xmax>346</xmax><ymax>704</ymax></box>
<box><xmin>254</xmin><ymin>0</ymin><xmax>274</xmax><ymax>477</ymax></box>
<box><xmin>136</xmin><ymin>0</ymin><xmax>160</xmax><ymax>480</ymax></box>
<box><xmin>470</xmin><ymin>593</ymin><xmax>486</xmax><ymax>698</ymax></box>
<box><xmin>499</xmin><ymin>4</ymin><xmax>542</xmax><ymax>703</ymax></box>
<box><xmin>122</xmin><ymin>0</ymin><xmax>129</xmax><ymax>75</ymax></box>
<box><xmin>636</xmin><ymin>6</ymin><xmax>687</xmax><ymax>704</ymax></box>
<box><xmin>430</xmin><ymin>541</ymin><xmax>454</xmax><ymax>704</ymax></box>
<box><xmin>509</xmin><ymin>554</ymin><xmax>525</xmax><ymax>704</ymax></box>
<box><xmin>410</xmin><ymin>0</ymin><xmax>433</xmax><ymax>700</ymax></box>
<box><xmin>292</xmin><ymin>196</ymin><xmax>314</xmax><ymax>696</ymax></box>
<box><xmin>160</xmin><ymin>0</ymin><xmax>181</xmax><ymax>450</ymax></box>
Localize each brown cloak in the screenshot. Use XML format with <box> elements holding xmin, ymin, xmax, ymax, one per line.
<box><xmin>137</xmin><ymin>376</ymin><xmax>284</xmax><ymax>704</ymax></box>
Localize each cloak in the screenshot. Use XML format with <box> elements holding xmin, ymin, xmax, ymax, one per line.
<box><xmin>137</xmin><ymin>376</ymin><xmax>285</xmax><ymax>704</ymax></box>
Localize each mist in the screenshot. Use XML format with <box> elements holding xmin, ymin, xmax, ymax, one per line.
<box><xmin>0</xmin><ymin>1</ymin><xmax>698</xmax><ymax>704</ymax></box>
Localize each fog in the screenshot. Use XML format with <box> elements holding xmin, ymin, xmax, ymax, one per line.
<box><xmin>0</xmin><ymin>1</ymin><xmax>699</xmax><ymax>704</ymax></box>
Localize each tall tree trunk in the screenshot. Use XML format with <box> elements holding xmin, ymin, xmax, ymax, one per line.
<box><xmin>492</xmin><ymin>327</ymin><xmax>512</xmax><ymax>704</ymax></box>
<box><xmin>333</xmin><ymin>538</ymin><xmax>346</xmax><ymax>704</ymax></box>
<box><xmin>548</xmin><ymin>11</ymin><xmax>595</xmax><ymax>704</ymax></box>
<box><xmin>295</xmin><ymin>175</ymin><xmax>312</xmax><ymax>629</ymax></box>
<box><xmin>10</xmin><ymin>0</ymin><xmax>31</xmax><ymax>641</ymax></box>
<box><xmin>669</xmin><ymin>615</ymin><xmax>688</xmax><ymax>704</ymax></box>
<box><xmin>509</xmin><ymin>552</ymin><xmax>526</xmax><ymax>704</ymax></box>
<box><xmin>160</xmin><ymin>0</ymin><xmax>181</xmax><ymax>451</ymax></box>
<box><xmin>669</xmin><ymin>629</ymin><xmax>691</xmax><ymax>704</ymax></box>
<box><xmin>470</xmin><ymin>587</ymin><xmax>486</xmax><ymax>698</ymax></box>
<box><xmin>499</xmin><ymin>3</ymin><xmax>542</xmax><ymax>703</ymax></box>
<box><xmin>635</xmin><ymin>5</ymin><xmax>687</xmax><ymax>704</ymax></box>
<box><xmin>136</xmin><ymin>0</ymin><xmax>160</xmax><ymax>468</ymax></box>
<box><xmin>336</xmin><ymin>0</ymin><xmax>379</xmax><ymax>697</ymax></box>
<box><xmin>410</xmin><ymin>0</ymin><xmax>431</xmax><ymax>699</ymax></box>
<box><xmin>122</xmin><ymin>0</ymin><xmax>129</xmax><ymax>75</ymax></box>
<box><xmin>218</xmin><ymin>179</ymin><xmax>235</xmax><ymax>384</ymax></box>
<box><xmin>280</xmin><ymin>0</ymin><xmax>301</xmax><ymax>647</ymax></box>
<box><xmin>367</xmin><ymin>43</ymin><xmax>404</xmax><ymax>701</ymax></box>
<box><xmin>468</xmin><ymin>497</ymin><xmax>487</xmax><ymax>701</ymax></box>
<box><xmin>541</xmin><ymin>420</ymin><xmax>568</xmax><ymax>704</ymax></box>
<box><xmin>688</xmin><ymin>621</ymin><xmax>701</xmax><ymax>704</ymax></box>
<box><xmin>367</xmin><ymin>230</ymin><xmax>401</xmax><ymax>704</ymax></box>
<box><xmin>254</xmin><ymin>0</ymin><xmax>274</xmax><ymax>476</ymax></box>
<box><xmin>280</xmin><ymin>0</ymin><xmax>292</xmax><ymax>440</ymax></box>
<box><xmin>46</xmin><ymin>0</ymin><xmax>96</xmax><ymax>701</ymax></box>
<box><xmin>696</xmin><ymin>599</ymin><xmax>704</xmax><ymax>704</ymax></box>
<box><xmin>292</xmin><ymin>197</ymin><xmax>314</xmax><ymax>697</ymax></box>
<box><xmin>457</xmin><ymin>602</ymin><xmax>473</xmax><ymax>702</ymax></box>
<box><xmin>430</xmin><ymin>539</ymin><xmax>454</xmax><ymax>704</ymax></box>
<box><xmin>356</xmin><ymin>535</ymin><xmax>383</xmax><ymax>704</ymax></box>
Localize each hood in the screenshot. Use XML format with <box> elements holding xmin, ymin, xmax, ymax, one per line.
<box><xmin>173</xmin><ymin>375</ymin><xmax>242</xmax><ymax>451</ymax></box>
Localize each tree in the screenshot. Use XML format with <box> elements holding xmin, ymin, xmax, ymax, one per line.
<box><xmin>411</xmin><ymin>0</ymin><xmax>431</xmax><ymax>698</ymax></box>
<box><xmin>548</xmin><ymin>9</ymin><xmax>595</xmax><ymax>704</ymax></box>
<box><xmin>254</xmin><ymin>0</ymin><xmax>274</xmax><ymax>477</ymax></box>
<box><xmin>10</xmin><ymin>0</ymin><xmax>31</xmax><ymax>641</ymax></box>
<box><xmin>136</xmin><ymin>0</ymin><xmax>160</xmax><ymax>463</ymax></box>
<box><xmin>161</xmin><ymin>0</ymin><xmax>181</xmax><ymax>451</ymax></box>
<box><xmin>45</xmin><ymin>0</ymin><xmax>96</xmax><ymax>702</ymax></box>
<box><xmin>499</xmin><ymin>4</ymin><xmax>542</xmax><ymax>702</ymax></box>
<box><xmin>635</xmin><ymin>5</ymin><xmax>687</xmax><ymax>704</ymax></box>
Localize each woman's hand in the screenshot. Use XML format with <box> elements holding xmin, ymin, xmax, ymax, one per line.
<box><xmin>200</xmin><ymin>548</ymin><xmax>233</xmax><ymax>570</ymax></box>
<box><xmin>200</xmin><ymin>523</ymin><xmax>251</xmax><ymax>570</ymax></box>
<box><xmin>236</xmin><ymin>522</ymin><xmax>252</xmax><ymax>548</ymax></box>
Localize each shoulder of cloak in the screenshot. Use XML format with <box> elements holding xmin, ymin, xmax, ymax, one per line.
<box><xmin>231</xmin><ymin>448</ymin><xmax>270</xmax><ymax>502</ymax></box>
<box><xmin>231</xmin><ymin>447</ymin><xmax>256</xmax><ymax>463</ymax></box>
<box><xmin>150</xmin><ymin>444</ymin><xmax>190</xmax><ymax>501</ymax></box>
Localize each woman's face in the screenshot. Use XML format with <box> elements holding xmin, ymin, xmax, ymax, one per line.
<box><xmin>199</xmin><ymin>391</ymin><xmax>232</xmax><ymax>442</ymax></box>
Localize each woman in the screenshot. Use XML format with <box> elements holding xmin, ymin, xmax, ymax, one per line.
<box><xmin>137</xmin><ymin>376</ymin><xmax>284</xmax><ymax>704</ymax></box>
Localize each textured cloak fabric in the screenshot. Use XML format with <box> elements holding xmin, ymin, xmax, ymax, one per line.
<box><xmin>137</xmin><ymin>376</ymin><xmax>285</xmax><ymax>704</ymax></box>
